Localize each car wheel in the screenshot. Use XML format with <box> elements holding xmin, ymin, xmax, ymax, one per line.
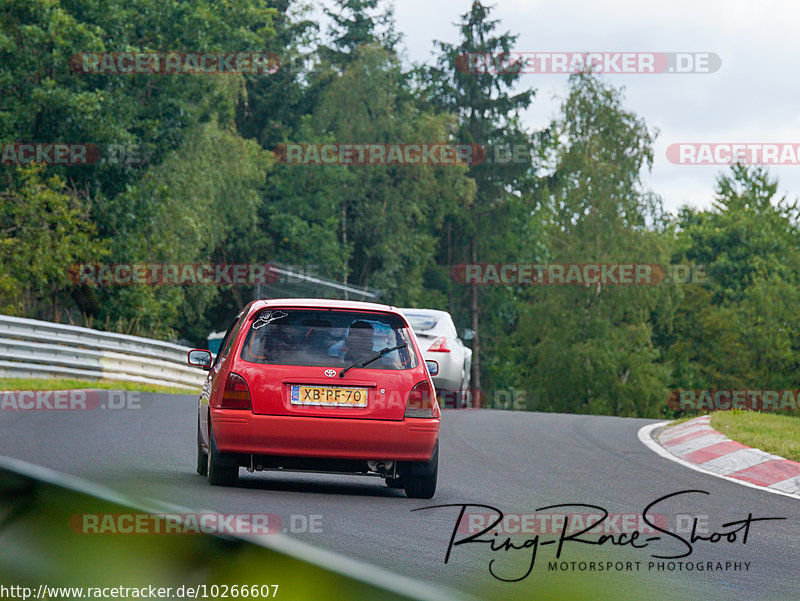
<box><xmin>196</xmin><ymin>417</ymin><xmax>207</xmax><ymax>476</ymax></box>
<box><xmin>207</xmin><ymin>422</ymin><xmax>239</xmax><ymax>486</ymax></box>
<box><xmin>461</xmin><ymin>371</ymin><xmax>471</xmax><ymax>406</ymax></box>
<box><xmin>405</xmin><ymin>444</ymin><xmax>438</xmax><ymax>499</ymax></box>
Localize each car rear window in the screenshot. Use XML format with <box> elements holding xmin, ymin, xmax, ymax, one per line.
<box><xmin>404</xmin><ymin>314</ymin><xmax>438</xmax><ymax>332</ymax></box>
<box><xmin>240</xmin><ymin>309</ymin><xmax>418</xmax><ymax>369</ymax></box>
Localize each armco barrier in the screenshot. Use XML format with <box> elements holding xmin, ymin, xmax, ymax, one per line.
<box><xmin>0</xmin><ymin>314</ymin><xmax>205</xmax><ymax>389</ymax></box>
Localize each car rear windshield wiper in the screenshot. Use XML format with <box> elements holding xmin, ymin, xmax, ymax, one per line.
<box><xmin>338</xmin><ymin>343</ymin><xmax>408</xmax><ymax>378</ymax></box>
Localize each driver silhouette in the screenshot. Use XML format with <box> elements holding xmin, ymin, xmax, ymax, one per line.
<box><xmin>343</xmin><ymin>320</ymin><xmax>375</xmax><ymax>363</ymax></box>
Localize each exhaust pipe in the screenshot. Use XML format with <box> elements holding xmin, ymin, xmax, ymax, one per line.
<box><xmin>367</xmin><ymin>460</ymin><xmax>394</xmax><ymax>473</ymax></box>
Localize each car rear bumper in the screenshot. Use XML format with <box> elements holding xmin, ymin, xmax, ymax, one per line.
<box><xmin>432</xmin><ymin>375</ymin><xmax>463</xmax><ymax>391</ymax></box>
<box><xmin>211</xmin><ymin>410</ymin><xmax>439</xmax><ymax>461</ymax></box>
<box><xmin>424</xmin><ymin>352</ymin><xmax>464</xmax><ymax>390</ymax></box>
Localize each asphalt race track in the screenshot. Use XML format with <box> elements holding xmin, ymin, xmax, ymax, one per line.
<box><xmin>1</xmin><ymin>392</ymin><xmax>798</xmax><ymax>601</ymax></box>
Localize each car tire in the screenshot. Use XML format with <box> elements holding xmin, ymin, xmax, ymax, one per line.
<box><xmin>405</xmin><ymin>444</ymin><xmax>438</xmax><ymax>499</ymax></box>
<box><xmin>460</xmin><ymin>371</ymin><xmax>471</xmax><ymax>407</ymax></box>
<box><xmin>196</xmin><ymin>417</ymin><xmax>207</xmax><ymax>476</ymax></box>
<box><xmin>385</xmin><ymin>475</ymin><xmax>406</xmax><ymax>489</ymax></box>
<box><xmin>207</xmin><ymin>422</ymin><xmax>239</xmax><ymax>486</ymax></box>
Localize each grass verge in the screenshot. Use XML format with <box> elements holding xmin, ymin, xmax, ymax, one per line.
<box><xmin>710</xmin><ymin>411</ymin><xmax>800</xmax><ymax>462</ymax></box>
<box><xmin>0</xmin><ymin>377</ymin><xmax>199</xmax><ymax>395</ymax></box>
<box><xmin>666</xmin><ymin>415</ymin><xmax>698</xmax><ymax>428</ymax></box>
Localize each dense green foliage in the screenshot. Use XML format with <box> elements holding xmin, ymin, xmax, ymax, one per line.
<box><xmin>3</xmin><ymin>0</ymin><xmax>800</xmax><ymax>417</ymax></box>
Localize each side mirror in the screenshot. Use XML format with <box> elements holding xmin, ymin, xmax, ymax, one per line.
<box><xmin>187</xmin><ymin>349</ymin><xmax>213</xmax><ymax>371</ymax></box>
<box><xmin>425</xmin><ymin>360</ymin><xmax>439</xmax><ymax>376</ymax></box>
<box><xmin>460</xmin><ymin>328</ymin><xmax>475</xmax><ymax>343</ymax></box>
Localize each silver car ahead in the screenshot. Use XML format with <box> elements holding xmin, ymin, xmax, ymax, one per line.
<box><xmin>400</xmin><ymin>308</ymin><xmax>472</xmax><ymax>394</ymax></box>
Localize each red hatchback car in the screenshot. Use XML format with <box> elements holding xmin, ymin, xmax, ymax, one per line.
<box><xmin>187</xmin><ymin>299</ymin><xmax>440</xmax><ymax>498</ymax></box>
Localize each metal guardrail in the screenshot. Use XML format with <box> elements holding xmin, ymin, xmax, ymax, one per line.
<box><xmin>0</xmin><ymin>315</ymin><xmax>205</xmax><ymax>389</ymax></box>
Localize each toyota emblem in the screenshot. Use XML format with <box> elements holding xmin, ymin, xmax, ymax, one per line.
<box><xmin>325</xmin><ymin>369</ymin><xmax>336</xmax><ymax>377</ymax></box>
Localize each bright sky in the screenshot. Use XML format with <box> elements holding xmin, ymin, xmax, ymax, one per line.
<box><xmin>321</xmin><ymin>0</ymin><xmax>800</xmax><ymax>213</ymax></box>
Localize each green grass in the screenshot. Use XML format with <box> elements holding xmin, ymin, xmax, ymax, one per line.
<box><xmin>666</xmin><ymin>415</ymin><xmax>701</xmax><ymax>428</ymax></box>
<box><xmin>0</xmin><ymin>377</ymin><xmax>199</xmax><ymax>395</ymax></box>
<box><xmin>710</xmin><ymin>411</ymin><xmax>800</xmax><ymax>462</ymax></box>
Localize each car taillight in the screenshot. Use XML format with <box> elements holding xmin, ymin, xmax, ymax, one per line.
<box><xmin>405</xmin><ymin>381</ymin><xmax>435</xmax><ymax>418</ymax></box>
<box><xmin>221</xmin><ymin>372</ymin><xmax>251</xmax><ymax>410</ymax></box>
<box><xmin>428</xmin><ymin>337</ymin><xmax>450</xmax><ymax>352</ymax></box>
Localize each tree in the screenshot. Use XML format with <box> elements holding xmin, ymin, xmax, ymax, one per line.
<box><xmin>0</xmin><ymin>0</ymin><xmax>279</xmax><ymax>335</ymax></box>
<box><xmin>0</xmin><ymin>166</ymin><xmax>107</xmax><ymax>319</ymax></box>
<box><xmin>665</xmin><ymin>165</ymin><xmax>800</xmax><ymax>389</ymax></box>
<box><xmin>322</xmin><ymin>0</ymin><xmax>400</xmax><ymax>69</ymax></box>
<box><xmin>87</xmin><ymin>119</ymin><xmax>270</xmax><ymax>340</ymax></box>
<box><xmin>266</xmin><ymin>43</ymin><xmax>475</xmax><ymax>306</ymax></box>
<box><xmin>235</xmin><ymin>0</ymin><xmax>318</xmax><ymax>150</ymax></box>
<box><xmin>421</xmin><ymin>1</ymin><xmax>534</xmax><ymax>402</ymax></box>
<box><xmin>513</xmin><ymin>74</ymin><xmax>675</xmax><ymax>417</ymax></box>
